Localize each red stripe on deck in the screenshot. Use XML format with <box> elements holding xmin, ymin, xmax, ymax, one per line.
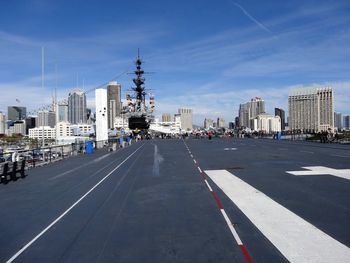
<box><xmin>239</xmin><ymin>244</ymin><xmax>254</xmax><ymax>263</ymax></box>
<box><xmin>211</xmin><ymin>192</ymin><xmax>223</xmax><ymax>209</ymax></box>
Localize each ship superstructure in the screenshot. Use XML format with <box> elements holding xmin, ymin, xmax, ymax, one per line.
<box><xmin>124</xmin><ymin>51</ymin><xmax>154</xmax><ymax>130</ymax></box>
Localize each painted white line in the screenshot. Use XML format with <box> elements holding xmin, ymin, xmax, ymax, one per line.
<box><xmin>205</xmin><ymin>169</ymin><xmax>350</xmax><ymax>263</ymax></box>
<box><xmin>224</xmin><ymin>148</ymin><xmax>237</xmax><ymax>151</ymax></box>
<box><xmin>193</xmin><ymin>159</ymin><xmax>197</xmax><ymax>164</ymax></box>
<box><xmin>197</xmin><ymin>166</ymin><xmax>202</xmax><ymax>173</ymax></box>
<box><xmin>300</xmin><ymin>150</ymin><xmax>314</xmax><ymax>154</ymax></box>
<box><xmin>190</xmin><ymin>154</ymin><xmax>193</xmax><ymax>158</ymax></box>
<box><xmin>6</xmin><ymin>144</ymin><xmax>144</xmax><ymax>263</ymax></box>
<box><xmin>286</xmin><ymin>166</ymin><xmax>350</xmax><ymax>181</ymax></box>
<box><xmin>204</xmin><ymin>179</ymin><xmax>213</xmax><ymax>192</ymax></box>
<box><xmin>50</xmin><ymin>152</ymin><xmax>114</xmax><ymax>180</ymax></box>
<box><xmin>220</xmin><ymin>209</ymin><xmax>243</xmax><ymax>245</ymax></box>
<box><xmin>331</xmin><ymin>154</ymin><xmax>350</xmax><ymax>158</ymax></box>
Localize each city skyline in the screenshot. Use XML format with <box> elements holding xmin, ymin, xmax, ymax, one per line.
<box><xmin>0</xmin><ymin>0</ymin><xmax>350</xmax><ymax>124</ymax></box>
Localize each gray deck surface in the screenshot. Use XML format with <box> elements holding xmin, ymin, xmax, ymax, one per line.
<box><xmin>0</xmin><ymin>138</ymin><xmax>349</xmax><ymax>262</ymax></box>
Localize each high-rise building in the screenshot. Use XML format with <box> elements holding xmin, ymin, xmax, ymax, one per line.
<box><xmin>57</xmin><ymin>102</ymin><xmax>68</xmax><ymax>122</ymax></box>
<box><xmin>37</xmin><ymin>110</ymin><xmax>56</xmax><ymax>128</ymax></box>
<box><xmin>239</xmin><ymin>103</ymin><xmax>250</xmax><ymax>128</ymax></box>
<box><xmin>107</xmin><ymin>81</ymin><xmax>122</xmax><ymax>129</ymax></box>
<box><xmin>217</xmin><ymin>118</ymin><xmax>225</xmax><ymax>128</ymax></box>
<box><xmin>7</xmin><ymin>106</ymin><xmax>26</xmax><ymax>121</ymax></box>
<box><xmin>275</xmin><ymin>108</ymin><xmax>286</xmax><ymax>130</ymax></box>
<box><xmin>239</xmin><ymin>97</ymin><xmax>265</xmax><ymax>128</ymax></box>
<box><xmin>204</xmin><ymin>118</ymin><xmax>214</xmax><ymax>129</ymax></box>
<box><xmin>0</xmin><ymin>112</ymin><xmax>5</xmax><ymax>134</ymax></box>
<box><xmin>68</xmin><ymin>89</ymin><xmax>87</xmax><ymax>124</ymax></box>
<box><xmin>178</xmin><ymin>108</ymin><xmax>193</xmax><ymax>131</ymax></box>
<box><xmin>250</xmin><ymin>97</ymin><xmax>265</xmax><ymax>119</ymax></box>
<box><xmin>288</xmin><ymin>87</ymin><xmax>334</xmax><ymax>132</ymax></box>
<box><xmin>344</xmin><ymin>115</ymin><xmax>350</xmax><ymax>130</ymax></box>
<box><xmin>334</xmin><ymin>112</ymin><xmax>342</xmax><ymax>130</ymax></box>
<box><xmin>228</xmin><ymin>122</ymin><xmax>234</xmax><ymax>129</ymax></box>
<box><xmin>25</xmin><ymin>117</ymin><xmax>36</xmax><ymax>134</ymax></box>
<box><xmin>235</xmin><ymin>117</ymin><xmax>239</xmax><ymax>128</ymax></box>
<box><xmin>162</xmin><ymin>113</ymin><xmax>171</xmax><ymax>122</ymax></box>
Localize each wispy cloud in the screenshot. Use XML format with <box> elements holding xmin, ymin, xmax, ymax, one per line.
<box><xmin>229</xmin><ymin>1</ymin><xmax>273</xmax><ymax>34</ymax></box>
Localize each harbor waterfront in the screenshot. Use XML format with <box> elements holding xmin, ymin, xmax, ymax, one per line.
<box><xmin>1</xmin><ymin>137</ymin><xmax>349</xmax><ymax>262</ymax></box>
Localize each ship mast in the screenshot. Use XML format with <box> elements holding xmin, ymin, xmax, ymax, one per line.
<box><xmin>132</xmin><ymin>49</ymin><xmax>146</xmax><ymax>113</ymax></box>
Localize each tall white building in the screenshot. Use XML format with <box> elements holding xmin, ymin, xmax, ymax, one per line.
<box><xmin>239</xmin><ymin>97</ymin><xmax>265</xmax><ymax>128</ymax></box>
<box><xmin>217</xmin><ymin>118</ymin><xmax>225</xmax><ymax>128</ymax></box>
<box><xmin>288</xmin><ymin>87</ymin><xmax>334</xmax><ymax>132</ymax></box>
<box><xmin>162</xmin><ymin>113</ymin><xmax>171</xmax><ymax>123</ymax></box>
<box><xmin>0</xmin><ymin>112</ymin><xmax>5</xmax><ymax>134</ymax></box>
<box><xmin>95</xmin><ymin>89</ymin><xmax>108</xmax><ymax>147</ymax></box>
<box><xmin>68</xmin><ymin>89</ymin><xmax>87</xmax><ymax>124</ymax></box>
<box><xmin>178</xmin><ymin>108</ymin><xmax>193</xmax><ymax>131</ymax></box>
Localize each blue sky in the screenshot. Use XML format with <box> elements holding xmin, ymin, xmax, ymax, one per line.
<box><xmin>0</xmin><ymin>0</ymin><xmax>349</xmax><ymax>124</ymax></box>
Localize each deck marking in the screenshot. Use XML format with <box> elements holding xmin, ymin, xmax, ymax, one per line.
<box><xmin>50</xmin><ymin>152</ymin><xmax>115</xmax><ymax>180</ymax></box>
<box><xmin>206</xmin><ymin>169</ymin><xmax>350</xmax><ymax>263</ymax></box>
<box><xmin>204</xmin><ymin>179</ymin><xmax>213</xmax><ymax>192</ymax></box>
<box><xmin>183</xmin><ymin>141</ymin><xmax>253</xmax><ymax>263</ymax></box>
<box><xmin>220</xmin><ymin>209</ymin><xmax>242</xmax><ymax>245</ymax></box>
<box><xmin>286</xmin><ymin>166</ymin><xmax>350</xmax><ymax>181</ymax></box>
<box><xmin>239</xmin><ymin>245</ymin><xmax>254</xmax><ymax>263</ymax></box>
<box><xmin>193</xmin><ymin>159</ymin><xmax>197</xmax><ymax>164</ymax></box>
<box><xmin>300</xmin><ymin>150</ymin><xmax>314</xmax><ymax>154</ymax></box>
<box><xmin>331</xmin><ymin>154</ymin><xmax>350</xmax><ymax>158</ymax></box>
<box><xmin>6</xmin><ymin>144</ymin><xmax>144</xmax><ymax>263</ymax></box>
<box><xmin>190</xmin><ymin>154</ymin><xmax>193</xmax><ymax>158</ymax></box>
<box><xmin>211</xmin><ymin>191</ymin><xmax>223</xmax><ymax>209</ymax></box>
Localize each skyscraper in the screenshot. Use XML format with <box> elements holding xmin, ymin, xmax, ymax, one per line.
<box><xmin>7</xmin><ymin>106</ymin><xmax>26</xmax><ymax>121</ymax></box>
<box><xmin>334</xmin><ymin>112</ymin><xmax>342</xmax><ymax>130</ymax></box>
<box><xmin>57</xmin><ymin>102</ymin><xmax>68</xmax><ymax>122</ymax></box>
<box><xmin>37</xmin><ymin>110</ymin><xmax>56</xmax><ymax>128</ymax></box>
<box><xmin>288</xmin><ymin>87</ymin><xmax>334</xmax><ymax>132</ymax></box>
<box><xmin>275</xmin><ymin>108</ymin><xmax>286</xmax><ymax>130</ymax></box>
<box><xmin>344</xmin><ymin>115</ymin><xmax>350</xmax><ymax>130</ymax></box>
<box><xmin>217</xmin><ymin>118</ymin><xmax>225</xmax><ymax>128</ymax></box>
<box><xmin>162</xmin><ymin>113</ymin><xmax>171</xmax><ymax>122</ymax></box>
<box><xmin>107</xmin><ymin>81</ymin><xmax>122</xmax><ymax>129</ymax></box>
<box><xmin>68</xmin><ymin>89</ymin><xmax>87</xmax><ymax>124</ymax></box>
<box><xmin>178</xmin><ymin>108</ymin><xmax>193</xmax><ymax>131</ymax></box>
<box><xmin>239</xmin><ymin>97</ymin><xmax>265</xmax><ymax>128</ymax></box>
<box><xmin>0</xmin><ymin>112</ymin><xmax>5</xmax><ymax>134</ymax></box>
<box><xmin>204</xmin><ymin>118</ymin><xmax>214</xmax><ymax>129</ymax></box>
<box><xmin>239</xmin><ymin>103</ymin><xmax>250</xmax><ymax>128</ymax></box>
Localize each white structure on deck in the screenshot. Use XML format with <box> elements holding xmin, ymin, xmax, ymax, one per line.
<box><xmin>95</xmin><ymin>89</ymin><xmax>108</xmax><ymax>148</ymax></box>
